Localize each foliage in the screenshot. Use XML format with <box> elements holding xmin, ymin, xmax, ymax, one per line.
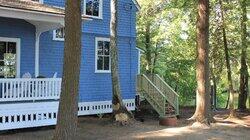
<box><xmin>137</xmin><ymin>0</ymin><xmax>250</xmax><ymax>107</ymax></box>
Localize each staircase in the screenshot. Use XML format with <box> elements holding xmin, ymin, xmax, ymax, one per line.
<box><xmin>137</xmin><ymin>74</ymin><xmax>179</xmax><ymax>117</ymax></box>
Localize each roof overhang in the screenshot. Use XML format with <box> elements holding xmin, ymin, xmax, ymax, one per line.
<box><xmin>0</xmin><ymin>6</ymin><xmax>91</xmax><ymax>33</ymax></box>
<box><xmin>0</xmin><ymin>6</ymin><xmax>65</xmax><ymax>33</ymax></box>
<box><xmin>0</xmin><ymin>6</ymin><xmax>64</xmax><ymax>24</ymax></box>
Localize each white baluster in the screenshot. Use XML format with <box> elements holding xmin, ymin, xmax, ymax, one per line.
<box><xmin>13</xmin><ymin>81</ymin><xmax>16</xmax><ymax>99</ymax></box>
<box><xmin>35</xmin><ymin>80</ymin><xmax>38</xmax><ymax>99</ymax></box>
<box><xmin>19</xmin><ymin>81</ymin><xmax>25</xmax><ymax>98</ymax></box>
<box><xmin>2</xmin><ymin>82</ymin><xmax>5</xmax><ymax>99</ymax></box>
<box><xmin>45</xmin><ymin>80</ymin><xmax>48</xmax><ymax>98</ymax></box>
<box><xmin>52</xmin><ymin>80</ymin><xmax>55</xmax><ymax>98</ymax></box>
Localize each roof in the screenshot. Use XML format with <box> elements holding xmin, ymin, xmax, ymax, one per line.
<box><xmin>0</xmin><ymin>0</ymin><xmax>65</xmax><ymax>15</ymax></box>
<box><xmin>132</xmin><ymin>0</ymin><xmax>141</xmax><ymax>10</ymax></box>
<box><xmin>0</xmin><ymin>0</ymin><xmax>138</xmax><ymax>18</ymax></box>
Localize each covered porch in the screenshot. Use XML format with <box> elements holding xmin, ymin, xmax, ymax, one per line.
<box><xmin>0</xmin><ymin>0</ymin><xmax>135</xmax><ymax>131</ymax></box>
<box><xmin>0</xmin><ymin>0</ymin><xmax>65</xmax><ymax>102</ymax></box>
<box><xmin>0</xmin><ymin>0</ymin><xmax>64</xmax><ymax>130</ymax></box>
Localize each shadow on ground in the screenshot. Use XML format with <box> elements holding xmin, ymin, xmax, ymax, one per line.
<box><xmin>0</xmin><ymin>108</ymin><xmax>249</xmax><ymax>140</ymax></box>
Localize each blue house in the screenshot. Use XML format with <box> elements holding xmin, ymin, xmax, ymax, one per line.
<box><xmin>0</xmin><ymin>0</ymin><xmax>140</xmax><ymax>130</ymax></box>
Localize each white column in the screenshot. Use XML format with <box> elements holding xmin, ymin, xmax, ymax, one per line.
<box><xmin>35</xmin><ymin>32</ymin><xmax>41</xmax><ymax>77</ymax></box>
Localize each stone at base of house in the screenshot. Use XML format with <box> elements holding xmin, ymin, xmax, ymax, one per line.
<box><xmin>159</xmin><ymin>116</ymin><xmax>177</xmax><ymax>126</ymax></box>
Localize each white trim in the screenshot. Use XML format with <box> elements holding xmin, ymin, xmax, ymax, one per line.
<box><xmin>0</xmin><ymin>7</ymin><xmax>64</xmax><ymax>25</ymax></box>
<box><xmin>83</xmin><ymin>0</ymin><xmax>103</xmax><ymax>19</ymax></box>
<box><xmin>131</xmin><ymin>0</ymin><xmax>141</xmax><ymax>10</ymax></box>
<box><xmin>136</xmin><ymin>47</ymin><xmax>144</xmax><ymax>53</ymax></box>
<box><xmin>0</xmin><ymin>37</ymin><xmax>21</xmax><ymax>78</ymax></box>
<box><xmin>0</xmin><ymin>99</ymin><xmax>135</xmax><ymax>131</ymax></box>
<box><xmin>95</xmin><ymin>37</ymin><xmax>111</xmax><ymax>73</ymax></box>
<box><xmin>52</xmin><ymin>28</ymin><xmax>65</xmax><ymax>41</ymax></box>
<box><xmin>31</xmin><ymin>0</ymin><xmax>44</xmax><ymax>3</ymax></box>
<box><xmin>136</xmin><ymin>48</ymin><xmax>143</xmax><ymax>74</ymax></box>
<box><xmin>78</xmin><ymin>99</ymin><xmax>135</xmax><ymax>115</ymax></box>
<box><xmin>137</xmin><ymin>51</ymin><xmax>141</xmax><ymax>74</ymax></box>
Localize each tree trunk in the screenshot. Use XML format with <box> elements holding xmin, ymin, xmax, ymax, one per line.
<box><xmin>211</xmin><ymin>75</ymin><xmax>217</xmax><ymax>110</ymax></box>
<box><xmin>190</xmin><ymin>0</ymin><xmax>212</xmax><ymax>125</ymax></box>
<box><xmin>145</xmin><ymin>22</ymin><xmax>152</xmax><ymax>74</ymax></box>
<box><xmin>219</xmin><ymin>0</ymin><xmax>236</xmax><ymax>118</ymax></box>
<box><xmin>152</xmin><ymin>46</ymin><xmax>159</xmax><ymax>74</ymax></box>
<box><xmin>110</xmin><ymin>0</ymin><xmax>132</xmax><ymax>124</ymax></box>
<box><xmin>238</xmin><ymin>0</ymin><xmax>248</xmax><ymax>111</ymax></box>
<box><xmin>53</xmin><ymin>0</ymin><xmax>82</xmax><ymax>139</ymax></box>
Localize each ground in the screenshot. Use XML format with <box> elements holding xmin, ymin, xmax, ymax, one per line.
<box><xmin>0</xmin><ymin>107</ymin><xmax>249</xmax><ymax>140</ymax></box>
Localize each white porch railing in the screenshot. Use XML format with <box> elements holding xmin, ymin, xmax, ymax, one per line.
<box><xmin>0</xmin><ymin>78</ymin><xmax>62</xmax><ymax>102</ymax></box>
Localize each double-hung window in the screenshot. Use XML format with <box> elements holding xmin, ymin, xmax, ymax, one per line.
<box><xmin>95</xmin><ymin>37</ymin><xmax>110</xmax><ymax>73</ymax></box>
<box><xmin>84</xmin><ymin>0</ymin><xmax>103</xmax><ymax>19</ymax></box>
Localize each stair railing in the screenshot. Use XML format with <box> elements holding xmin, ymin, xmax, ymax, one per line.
<box><xmin>140</xmin><ymin>74</ymin><xmax>180</xmax><ymax>116</ymax></box>
<box><xmin>137</xmin><ymin>74</ymin><xmax>167</xmax><ymax>117</ymax></box>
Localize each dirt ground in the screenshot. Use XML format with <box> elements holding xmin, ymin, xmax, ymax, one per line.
<box><xmin>0</xmin><ymin>107</ymin><xmax>249</xmax><ymax>140</ymax></box>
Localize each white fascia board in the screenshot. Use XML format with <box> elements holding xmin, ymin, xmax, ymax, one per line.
<box><xmin>0</xmin><ymin>6</ymin><xmax>64</xmax><ymax>25</ymax></box>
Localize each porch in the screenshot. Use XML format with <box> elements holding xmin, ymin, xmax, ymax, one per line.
<box><xmin>0</xmin><ymin>0</ymin><xmax>135</xmax><ymax>131</ymax></box>
<box><xmin>0</xmin><ymin>77</ymin><xmax>135</xmax><ymax>131</ymax></box>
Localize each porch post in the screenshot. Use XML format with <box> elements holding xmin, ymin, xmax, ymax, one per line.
<box><xmin>35</xmin><ymin>32</ymin><xmax>41</xmax><ymax>77</ymax></box>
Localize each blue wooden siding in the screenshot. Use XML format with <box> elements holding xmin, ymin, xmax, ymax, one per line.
<box><xmin>43</xmin><ymin>0</ymin><xmax>137</xmax><ymax>37</ymax></box>
<box><xmin>39</xmin><ymin>0</ymin><xmax>138</xmax><ymax>102</ymax></box>
<box><xmin>40</xmin><ymin>33</ymin><xmax>138</xmax><ymax>102</ymax></box>
<box><xmin>0</xmin><ymin>0</ymin><xmax>138</xmax><ymax>102</ymax></box>
<box><xmin>0</xmin><ymin>17</ymin><xmax>36</xmax><ymax>76</ymax></box>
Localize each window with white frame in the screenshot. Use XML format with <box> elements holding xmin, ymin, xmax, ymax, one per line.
<box><xmin>0</xmin><ymin>41</ymin><xmax>17</xmax><ymax>78</ymax></box>
<box><xmin>53</xmin><ymin>28</ymin><xmax>65</xmax><ymax>41</ymax></box>
<box><xmin>84</xmin><ymin>0</ymin><xmax>103</xmax><ymax>19</ymax></box>
<box><xmin>31</xmin><ymin>0</ymin><xmax>43</xmax><ymax>3</ymax></box>
<box><xmin>95</xmin><ymin>38</ymin><xmax>110</xmax><ymax>73</ymax></box>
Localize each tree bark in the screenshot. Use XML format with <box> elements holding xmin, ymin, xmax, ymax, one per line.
<box><xmin>190</xmin><ymin>0</ymin><xmax>212</xmax><ymax>125</ymax></box>
<box><xmin>219</xmin><ymin>0</ymin><xmax>236</xmax><ymax>118</ymax></box>
<box><xmin>152</xmin><ymin>46</ymin><xmax>159</xmax><ymax>74</ymax></box>
<box><xmin>110</xmin><ymin>0</ymin><xmax>132</xmax><ymax>124</ymax></box>
<box><xmin>53</xmin><ymin>0</ymin><xmax>82</xmax><ymax>139</ymax></box>
<box><xmin>238</xmin><ymin>0</ymin><xmax>248</xmax><ymax>111</ymax></box>
<box><xmin>211</xmin><ymin>75</ymin><xmax>217</xmax><ymax>110</ymax></box>
<box><xmin>145</xmin><ymin>22</ymin><xmax>152</xmax><ymax>74</ymax></box>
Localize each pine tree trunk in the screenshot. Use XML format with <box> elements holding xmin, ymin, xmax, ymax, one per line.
<box><xmin>110</xmin><ymin>0</ymin><xmax>132</xmax><ymax>124</ymax></box>
<box><xmin>190</xmin><ymin>0</ymin><xmax>212</xmax><ymax>125</ymax></box>
<box><xmin>211</xmin><ymin>75</ymin><xmax>217</xmax><ymax>110</ymax></box>
<box><xmin>53</xmin><ymin>0</ymin><xmax>82</xmax><ymax>139</ymax></box>
<box><xmin>238</xmin><ymin>0</ymin><xmax>248</xmax><ymax>111</ymax></box>
<box><xmin>219</xmin><ymin>0</ymin><xmax>236</xmax><ymax>118</ymax></box>
<box><xmin>145</xmin><ymin>22</ymin><xmax>152</xmax><ymax>74</ymax></box>
<box><xmin>152</xmin><ymin>47</ymin><xmax>159</xmax><ymax>74</ymax></box>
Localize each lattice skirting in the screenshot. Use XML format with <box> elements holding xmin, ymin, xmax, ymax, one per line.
<box><xmin>0</xmin><ymin>99</ymin><xmax>135</xmax><ymax>131</ymax></box>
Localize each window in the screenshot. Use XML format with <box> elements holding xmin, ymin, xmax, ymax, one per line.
<box><xmin>95</xmin><ymin>38</ymin><xmax>110</xmax><ymax>73</ymax></box>
<box><xmin>84</xmin><ymin>0</ymin><xmax>103</xmax><ymax>19</ymax></box>
<box><xmin>0</xmin><ymin>41</ymin><xmax>17</xmax><ymax>78</ymax></box>
<box><xmin>31</xmin><ymin>0</ymin><xmax>43</xmax><ymax>3</ymax></box>
<box><xmin>53</xmin><ymin>28</ymin><xmax>65</xmax><ymax>41</ymax></box>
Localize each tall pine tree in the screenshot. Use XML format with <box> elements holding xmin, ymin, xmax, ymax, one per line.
<box><xmin>110</xmin><ymin>0</ymin><xmax>132</xmax><ymax>124</ymax></box>
<box><xmin>53</xmin><ymin>0</ymin><xmax>82</xmax><ymax>139</ymax></box>
<box><xmin>190</xmin><ymin>0</ymin><xmax>212</xmax><ymax>125</ymax></box>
